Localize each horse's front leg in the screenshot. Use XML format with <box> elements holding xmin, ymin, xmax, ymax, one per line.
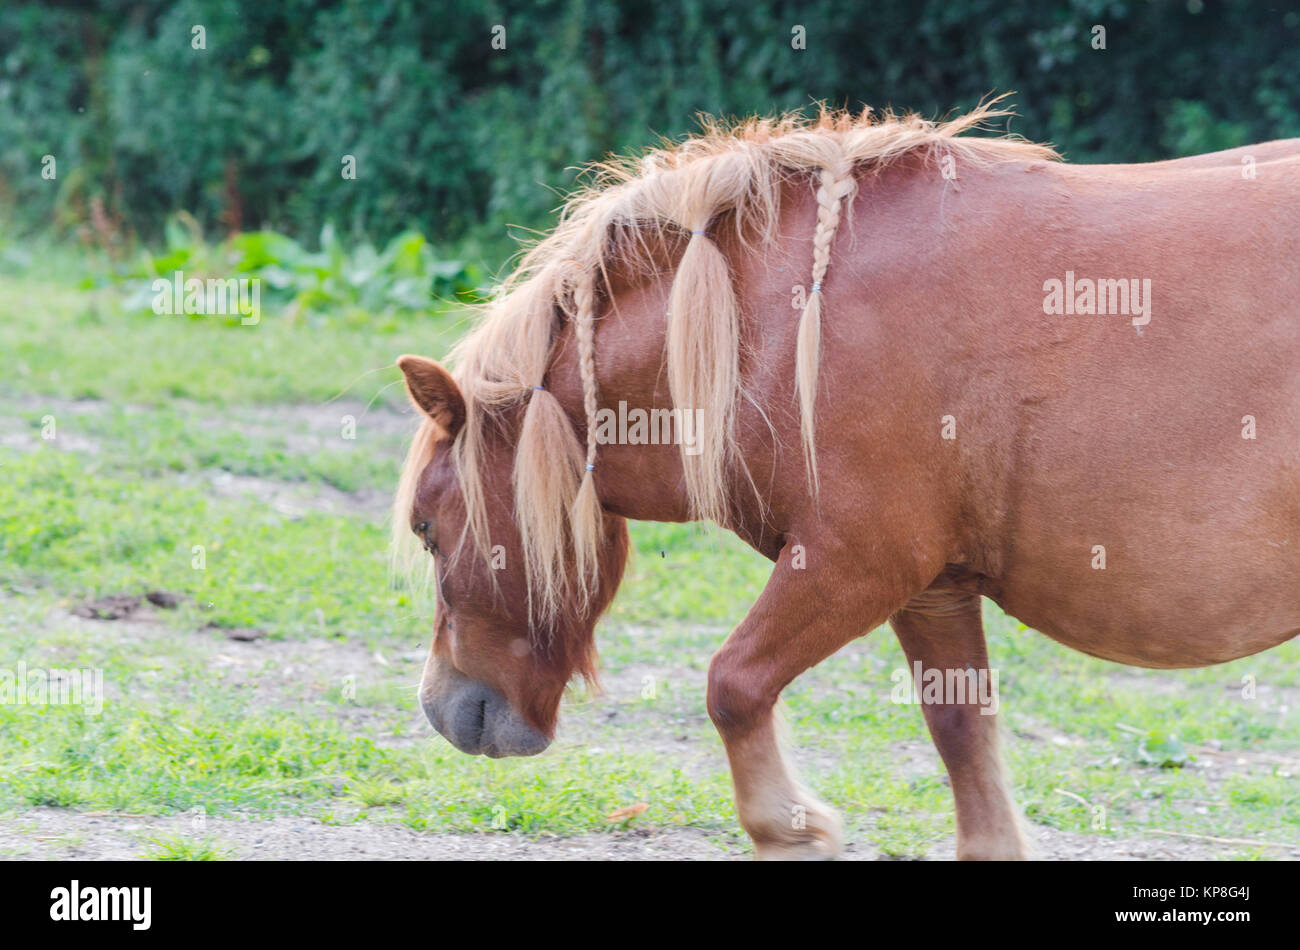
<box><xmin>707</xmin><ymin>542</ymin><xmax>907</xmax><ymax>860</ymax></box>
<box><xmin>889</xmin><ymin>588</ymin><xmax>1031</xmax><ymax>860</ymax></box>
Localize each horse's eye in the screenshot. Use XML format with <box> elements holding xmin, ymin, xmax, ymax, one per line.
<box><xmin>413</xmin><ymin>521</ymin><xmax>437</xmax><ymax>555</ymax></box>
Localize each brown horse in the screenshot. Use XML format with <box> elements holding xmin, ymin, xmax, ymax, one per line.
<box><xmin>392</xmin><ymin>103</ymin><xmax>1300</xmax><ymax>859</ymax></box>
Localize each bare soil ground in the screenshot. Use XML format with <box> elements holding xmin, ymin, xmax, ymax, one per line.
<box><xmin>3</xmin><ymin>804</ymin><xmax>1265</xmax><ymax>861</ymax></box>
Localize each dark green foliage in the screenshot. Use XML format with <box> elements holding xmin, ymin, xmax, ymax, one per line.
<box><xmin>2</xmin><ymin>0</ymin><xmax>1299</xmax><ymax>259</ymax></box>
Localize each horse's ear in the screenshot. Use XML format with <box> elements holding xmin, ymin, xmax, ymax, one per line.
<box><xmin>396</xmin><ymin>355</ymin><xmax>465</xmax><ymax>438</ymax></box>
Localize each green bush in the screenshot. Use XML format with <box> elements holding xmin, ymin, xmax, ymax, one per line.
<box><xmin>115</xmin><ymin>215</ymin><xmax>485</xmax><ymax>323</ymax></box>
<box><xmin>2</xmin><ymin>0</ymin><xmax>1299</xmax><ymax>259</ymax></box>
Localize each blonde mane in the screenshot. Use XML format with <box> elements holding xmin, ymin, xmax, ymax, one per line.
<box><xmin>393</xmin><ymin>99</ymin><xmax>1058</xmax><ymax>626</ymax></box>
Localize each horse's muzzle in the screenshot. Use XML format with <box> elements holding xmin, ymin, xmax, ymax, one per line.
<box><xmin>420</xmin><ymin>663</ymin><xmax>550</xmax><ymax>758</ymax></box>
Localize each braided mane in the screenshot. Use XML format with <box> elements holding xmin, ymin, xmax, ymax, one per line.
<box><xmin>393</xmin><ymin>99</ymin><xmax>1058</xmax><ymax>628</ymax></box>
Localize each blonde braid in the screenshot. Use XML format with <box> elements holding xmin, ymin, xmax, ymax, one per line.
<box><xmin>569</xmin><ymin>270</ymin><xmax>603</xmax><ymax>606</ymax></box>
<box><xmin>796</xmin><ymin>156</ymin><xmax>855</xmax><ymax>493</ymax></box>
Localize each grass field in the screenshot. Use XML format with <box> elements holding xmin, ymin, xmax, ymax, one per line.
<box><xmin>1</xmin><ymin>262</ymin><xmax>1297</xmax><ymax>860</ymax></box>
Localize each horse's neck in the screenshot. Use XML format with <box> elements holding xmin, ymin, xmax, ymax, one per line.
<box><xmin>544</xmin><ymin>275</ymin><xmax>700</xmax><ymax>526</ymax></box>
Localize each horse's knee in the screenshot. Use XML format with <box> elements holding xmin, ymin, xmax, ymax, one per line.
<box><xmin>706</xmin><ymin>654</ymin><xmax>772</xmax><ymax>737</ymax></box>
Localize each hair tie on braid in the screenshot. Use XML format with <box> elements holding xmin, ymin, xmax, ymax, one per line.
<box><xmin>533</xmin><ymin>384</ymin><xmax>546</xmax><ymax>391</ymax></box>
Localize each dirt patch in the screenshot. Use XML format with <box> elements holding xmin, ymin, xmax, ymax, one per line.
<box><xmin>1104</xmin><ymin>669</ymin><xmax>1300</xmax><ymax>717</ymax></box>
<box><xmin>71</xmin><ymin>593</ymin><xmax>146</xmax><ymax>620</ymax></box>
<box><xmin>0</xmin><ymin>808</ymin><xmax>739</xmax><ymax>860</ymax></box>
<box><xmin>0</xmin><ymin>394</ymin><xmax>408</xmax><ymax>518</ymax></box>
<box><xmin>70</xmin><ymin>590</ymin><xmax>186</xmax><ymax>620</ymax></box>
<box><xmin>4</xmin><ymin>393</ymin><xmax>413</xmax><ymax>457</ymax></box>
<box><xmin>4</xmin><ymin>806</ymin><xmax>1288</xmax><ymax>861</ymax></box>
<box><xmin>188</xmin><ymin>469</ymin><xmax>390</xmax><ymax>518</ymax></box>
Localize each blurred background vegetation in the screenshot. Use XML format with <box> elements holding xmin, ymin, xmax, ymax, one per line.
<box><xmin>2</xmin><ymin>0</ymin><xmax>1300</xmax><ymax>278</ymax></box>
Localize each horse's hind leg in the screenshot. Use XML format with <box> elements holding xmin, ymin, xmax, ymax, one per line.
<box><xmin>889</xmin><ymin>587</ymin><xmax>1031</xmax><ymax>860</ymax></box>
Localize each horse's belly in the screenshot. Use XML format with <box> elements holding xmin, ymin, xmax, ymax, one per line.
<box><xmin>991</xmin><ymin>478</ymin><xmax>1300</xmax><ymax>669</ymax></box>
<box><xmin>1000</xmin><ymin>596</ymin><xmax>1300</xmax><ymax>668</ymax></box>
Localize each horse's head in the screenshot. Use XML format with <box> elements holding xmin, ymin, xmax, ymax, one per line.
<box><xmin>395</xmin><ymin>354</ymin><xmax>629</xmax><ymax>758</ymax></box>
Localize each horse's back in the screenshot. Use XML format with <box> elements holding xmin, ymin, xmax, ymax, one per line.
<box><xmin>974</xmin><ymin>154</ymin><xmax>1300</xmax><ymax>667</ymax></box>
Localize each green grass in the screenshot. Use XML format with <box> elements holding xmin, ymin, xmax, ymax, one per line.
<box><xmin>0</xmin><ymin>632</ymin><xmax>740</xmax><ymax>837</ymax></box>
<box><xmin>0</xmin><ymin>275</ymin><xmax>467</xmax><ymax>408</ymax></box>
<box><xmin>10</xmin><ymin>399</ymin><xmax>407</xmax><ymax>493</ymax></box>
<box><xmin>1</xmin><ymin>266</ymin><xmax>1297</xmax><ymax>858</ymax></box>
<box><xmin>138</xmin><ymin>834</ymin><xmax>235</xmax><ymax>861</ymax></box>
